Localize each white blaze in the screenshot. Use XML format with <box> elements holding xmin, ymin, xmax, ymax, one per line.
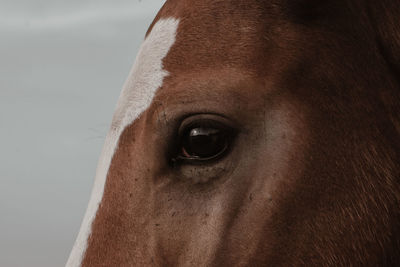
<box><xmin>66</xmin><ymin>18</ymin><xmax>179</xmax><ymax>267</ymax></box>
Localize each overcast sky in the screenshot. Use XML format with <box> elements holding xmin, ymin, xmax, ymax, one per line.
<box><xmin>0</xmin><ymin>1</ymin><xmax>164</xmax><ymax>266</ymax></box>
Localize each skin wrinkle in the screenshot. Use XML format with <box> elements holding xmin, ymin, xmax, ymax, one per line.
<box><xmin>71</xmin><ymin>0</ymin><xmax>400</xmax><ymax>266</ymax></box>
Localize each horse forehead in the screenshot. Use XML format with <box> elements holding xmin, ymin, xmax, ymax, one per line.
<box><xmin>152</xmin><ymin>1</ymin><xmax>294</xmax><ymax>79</ymax></box>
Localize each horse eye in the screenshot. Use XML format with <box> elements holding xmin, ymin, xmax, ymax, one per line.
<box><xmin>173</xmin><ymin>120</ymin><xmax>234</xmax><ymax>164</ymax></box>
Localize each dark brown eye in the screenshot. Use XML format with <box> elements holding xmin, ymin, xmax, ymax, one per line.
<box><xmin>173</xmin><ymin>119</ymin><xmax>235</xmax><ymax>164</ymax></box>
<box><xmin>182</xmin><ymin>127</ymin><xmax>227</xmax><ymax>158</ymax></box>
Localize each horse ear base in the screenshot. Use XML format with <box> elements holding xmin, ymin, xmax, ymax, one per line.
<box><xmin>368</xmin><ymin>0</ymin><xmax>400</xmax><ymax>84</ymax></box>
<box><xmin>282</xmin><ymin>0</ymin><xmax>346</xmax><ymax>24</ymax></box>
<box><xmin>286</xmin><ymin>0</ymin><xmax>400</xmax><ymax>82</ymax></box>
<box><xmin>367</xmin><ymin>0</ymin><xmax>400</xmax><ymax>137</ymax></box>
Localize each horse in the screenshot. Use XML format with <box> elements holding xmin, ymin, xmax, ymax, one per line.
<box><xmin>67</xmin><ymin>0</ymin><xmax>400</xmax><ymax>266</ymax></box>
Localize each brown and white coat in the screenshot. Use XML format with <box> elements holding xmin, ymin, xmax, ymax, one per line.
<box><xmin>68</xmin><ymin>0</ymin><xmax>400</xmax><ymax>266</ymax></box>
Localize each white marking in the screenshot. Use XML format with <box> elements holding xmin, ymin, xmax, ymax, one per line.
<box><xmin>66</xmin><ymin>18</ymin><xmax>179</xmax><ymax>267</ymax></box>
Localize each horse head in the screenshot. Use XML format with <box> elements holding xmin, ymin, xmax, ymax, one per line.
<box><xmin>68</xmin><ymin>0</ymin><xmax>400</xmax><ymax>265</ymax></box>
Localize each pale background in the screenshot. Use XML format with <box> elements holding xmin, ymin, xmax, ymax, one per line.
<box><xmin>0</xmin><ymin>1</ymin><xmax>164</xmax><ymax>266</ymax></box>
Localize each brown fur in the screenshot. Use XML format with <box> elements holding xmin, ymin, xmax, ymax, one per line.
<box><xmin>82</xmin><ymin>0</ymin><xmax>400</xmax><ymax>266</ymax></box>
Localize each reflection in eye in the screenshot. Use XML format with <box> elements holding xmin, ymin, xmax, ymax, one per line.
<box><xmin>172</xmin><ymin>119</ymin><xmax>235</xmax><ymax>164</ymax></box>
<box><xmin>182</xmin><ymin>127</ymin><xmax>227</xmax><ymax>158</ymax></box>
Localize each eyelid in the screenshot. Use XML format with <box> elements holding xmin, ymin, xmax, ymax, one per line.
<box><xmin>178</xmin><ymin>114</ymin><xmax>238</xmax><ymax>137</ymax></box>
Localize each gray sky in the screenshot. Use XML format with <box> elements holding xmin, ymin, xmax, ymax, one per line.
<box><xmin>0</xmin><ymin>1</ymin><xmax>164</xmax><ymax>266</ymax></box>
